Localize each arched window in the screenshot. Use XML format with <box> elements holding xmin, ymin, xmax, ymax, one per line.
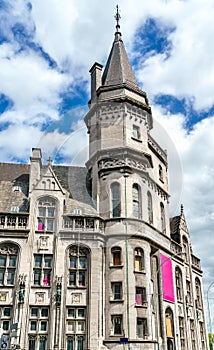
<box><xmin>195</xmin><ymin>278</ymin><xmax>202</xmax><ymax>309</ymax></box>
<box><xmin>0</xmin><ymin>243</ymin><xmax>19</xmax><ymax>285</ymax></box>
<box><xmin>147</xmin><ymin>191</ymin><xmax>153</xmax><ymax>224</ymax></box>
<box><xmin>132</xmin><ymin>184</ymin><xmax>141</xmax><ymax>219</ymax></box>
<box><xmin>175</xmin><ymin>267</ymin><xmax>183</xmax><ymax>302</ymax></box>
<box><xmin>111</xmin><ymin>182</ymin><xmax>121</xmax><ymax>218</ymax></box>
<box><xmin>111</xmin><ymin>247</ymin><xmax>122</xmax><ymax>266</ymax></box>
<box><xmin>182</xmin><ymin>236</ymin><xmax>189</xmax><ymax>263</ymax></box>
<box><xmin>160</xmin><ymin>203</ymin><xmax>165</xmax><ymax>232</ymax></box>
<box><xmin>134</xmin><ymin>248</ymin><xmax>144</xmax><ymax>271</ymax></box>
<box><xmin>37</xmin><ymin>196</ymin><xmax>57</xmax><ymax>231</ymax></box>
<box><xmin>165</xmin><ymin>308</ymin><xmax>174</xmax><ymax>340</ymax></box>
<box><xmin>159</xmin><ymin>165</ymin><xmax>164</xmax><ymax>181</ymax></box>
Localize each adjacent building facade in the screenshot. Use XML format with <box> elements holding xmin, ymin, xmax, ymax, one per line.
<box><xmin>0</xmin><ymin>16</ymin><xmax>208</xmax><ymax>350</ymax></box>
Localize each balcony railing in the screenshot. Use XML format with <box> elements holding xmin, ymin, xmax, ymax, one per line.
<box><xmin>0</xmin><ymin>214</ymin><xmax>28</xmax><ymax>229</ymax></box>
<box><xmin>63</xmin><ymin>216</ymin><xmax>100</xmax><ymax>232</ymax></box>
<box><xmin>191</xmin><ymin>254</ymin><xmax>201</xmax><ymax>269</ymax></box>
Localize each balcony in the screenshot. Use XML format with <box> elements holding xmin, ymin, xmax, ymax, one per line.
<box><xmin>62</xmin><ymin>216</ymin><xmax>101</xmax><ymax>232</ymax></box>
<box><xmin>0</xmin><ymin>213</ymin><xmax>29</xmax><ymax>230</ymax></box>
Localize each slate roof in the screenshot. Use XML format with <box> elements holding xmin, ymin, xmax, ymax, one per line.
<box><xmin>0</xmin><ymin>162</ymin><xmax>95</xmax><ymax>213</ymax></box>
<box><xmin>102</xmin><ymin>31</ymin><xmax>139</xmax><ymax>89</ymax></box>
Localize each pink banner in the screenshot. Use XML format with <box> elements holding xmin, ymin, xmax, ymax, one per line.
<box><xmin>160</xmin><ymin>254</ymin><xmax>175</xmax><ymax>302</ymax></box>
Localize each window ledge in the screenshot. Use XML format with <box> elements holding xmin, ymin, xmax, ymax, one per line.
<box><xmin>109</xmin><ymin>299</ymin><xmax>124</xmax><ymax>303</ymax></box>
<box><xmin>109</xmin><ymin>265</ymin><xmax>124</xmax><ymax>269</ymax></box>
<box><xmin>31</xmin><ymin>285</ymin><xmax>51</xmax><ymax>288</ymax></box>
<box><xmin>135</xmin><ymin>303</ymin><xmax>148</xmax><ymax>308</ymax></box>
<box><xmin>35</xmin><ymin>230</ymin><xmax>53</xmax><ymax>234</ymax></box>
<box><xmin>134</xmin><ymin>270</ymin><xmax>146</xmax><ymax>274</ymax></box>
<box><xmin>131</xmin><ymin>137</ymin><xmax>142</xmax><ymax>143</ymax></box>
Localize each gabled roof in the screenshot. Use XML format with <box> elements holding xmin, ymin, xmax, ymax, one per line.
<box><xmin>102</xmin><ymin>31</ymin><xmax>139</xmax><ymax>89</ymax></box>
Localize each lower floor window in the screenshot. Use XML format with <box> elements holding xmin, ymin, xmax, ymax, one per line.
<box><xmin>67</xmin><ymin>336</ymin><xmax>84</xmax><ymax>350</ymax></box>
<box><xmin>112</xmin><ymin>315</ymin><xmax>122</xmax><ymax>335</ymax></box>
<box><xmin>28</xmin><ymin>336</ymin><xmax>47</xmax><ymax>350</ymax></box>
<box><xmin>137</xmin><ymin>318</ymin><xmax>148</xmax><ymax>338</ymax></box>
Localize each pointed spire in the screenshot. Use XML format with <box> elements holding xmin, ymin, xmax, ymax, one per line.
<box><xmin>102</xmin><ymin>6</ymin><xmax>138</xmax><ymax>88</ymax></box>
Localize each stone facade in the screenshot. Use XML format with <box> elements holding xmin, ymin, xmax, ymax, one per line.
<box><xmin>0</xmin><ymin>20</ymin><xmax>208</xmax><ymax>350</ymax></box>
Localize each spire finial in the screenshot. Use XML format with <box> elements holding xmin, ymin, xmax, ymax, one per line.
<box><xmin>114</xmin><ymin>5</ymin><xmax>121</xmax><ymax>33</ymax></box>
<box><xmin>181</xmin><ymin>204</ymin><xmax>184</xmax><ymax>214</ymax></box>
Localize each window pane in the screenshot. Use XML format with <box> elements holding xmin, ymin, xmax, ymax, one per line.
<box><xmin>3</xmin><ymin>320</ymin><xmax>9</xmax><ymax>330</ymax></box>
<box><xmin>114</xmin><ymin>316</ymin><xmax>122</xmax><ymax>334</ymax></box>
<box><xmin>43</xmin><ymin>270</ymin><xmax>51</xmax><ymax>286</ymax></box>
<box><xmin>34</xmin><ymin>270</ymin><xmax>41</xmax><ymax>285</ymax></box>
<box><xmin>78</xmin><ymin>309</ymin><xmax>85</xmax><ymax>318</ymax></box>
<box><xmin>77</xmin><ymin>321</ymin><xmax>85</xmax><ymax>332</ymax></box>
<box><xmin>47</xmin><ymin>219</ymin><xmax>54</xmax><ymax>231</ymax></box>
<box><xmin>0</xmin><ymin>255</ymin><xmax>6</xmax><ymax>266</ymax></box>
<box><xmin>69</xmin><ymin>272</ymin><xmax>76</xmax><ymax>286</ymax></box>
<box><xmin>113</xmin><ymin>251</ymin><xmax>121</xmax><ymax>265</ymax></box>
<box><xmin>70</xmin><ymin>257</ymin><xmax>76</xmax><ymax>269</ymax></box>
<box><xmin>39</xmin><ymin>338</ymin><xmax>46</xmax><ymax>350</ymax></box>
<box><xmin>0</xmin><ymin>269</ymin><xmax>5</xmax><ymax>284</ymax></box>
<box><xmin>113</xmin><ymin>283</ymin><xmax>121</xmax><ymax>299</ymax></box>
<box><xmin>67</xmin><ymin>321</ymin><xmax>75</xmax><ymax>332</ymax></box>
<box><xmin>39</xmin><ymin>208</ymin><xmax>46</xmax><ymax>217</ymax></box>
<box><xmin>79</xmin><ymin>271</ymin><xmax>85</xmax><ymax>286</ymax></box>
<box><xmin>47</xmin><ymin>208</ymin><xmax>55</xmax><ymax>217</ymax></box>
<box><xmin>79</xmin><ymin>257</ymin><xmax>86</xmax><ymax>269</ymax></box>
<box><xmin>41</xmin><ymin>308</ymin><xmax>49</xmax><ymax>317</ymax></box>
<box><xmin>4</xmin><ymin>308</ymin><xmax>11</xmax><ymax>317</ymax></box>
<box><xmin>29</xmin><ymin>338</ymin><xmax>36</xmax><ymax>350</ymax></box>
<box><xmin>40</xmin><ymin>321</ymin><xmax>47</xmax><ymax>331</ymax></box>
<box><xmin>31</xmin><ymin>308</ymin><xmax>38</xmax><ymax>317</ymax></box>
<box><xmin>77</xmin><ymin>337</ymin><xmax>84</xmax><ymax>350</ymax></box>
<box><xmin>35</xmin><ymin>255</ymin><xmax>42</xmax><ymax>267</ymax></box>
<box><xmin>44</xmin><ymin>256</ymin><xmax>52</xmax><ymax>267</ymax></box>
<box><xmin>68</xmin><ymin>309</ymin><xmax>75</xmax><ymax>318</ymax></box>
<box><xmin>7</xmin><ymin>269</ymin><xmax>15</xmax><ymax>284</ymax></box>
<box><xmin>67</xmin><ymin>338</ymin><xmax>74</xmax><ymax>350</ymax></box>
<box><xmin>9</xmin><ymin>255</ymin><xmax>17</xmax><ymax>267</ymax></box>
<box><xmin>30</xmin><ymin>321</ymin><xmax>37</xmax><ymax>331</ymax></box>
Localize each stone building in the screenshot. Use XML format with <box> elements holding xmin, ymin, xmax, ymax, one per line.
<box><xmin>0</xmin><ymin>13</ymin><xmax>208</xmax><ymax>350</ymax></box>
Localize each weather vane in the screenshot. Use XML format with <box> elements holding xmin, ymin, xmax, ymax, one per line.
<box><xmin>114</xmin><ymin>5</ymin><xmax>121</xmax><ymax>31</ymax></box>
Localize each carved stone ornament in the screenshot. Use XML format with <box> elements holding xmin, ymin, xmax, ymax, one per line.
<box><xmin>69</xmin><ymin>246</ymin><xmax>88</xmax><ymax>256</ymax></box>
<box><xmin>0</xmin><ymin>292</ymin><xmax>7</xmax><ymax>302</ymax></box>
<box><xmin>35</xmin><ymin>292</ymin><xmax>45</xmax><ymax>304</ymax></box>
<box><xmin>0</xmin><ymin>244</ymin><xmax>18</xmax><ymax>255</ymax></box>
<box><xmin>98</xmin><ymin>158</ymin><xmax>147</xmax><ymax>172</ymax></box>
<box><xmin>39</xmin><ymin>236</ymin><xmax>49</xmax><ymax>250</ymax></box>
<box><xmin>71</xmin><ymin>293</ymin><xmax>81</xmax><ymax>304</ymax></box>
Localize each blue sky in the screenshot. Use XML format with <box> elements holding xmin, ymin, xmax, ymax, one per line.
<box><xmin>0</xmin><ymin>0</ymin><xmax>214</xmax><ymax>324</ymax></box>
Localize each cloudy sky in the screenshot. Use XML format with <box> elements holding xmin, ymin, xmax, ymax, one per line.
<box><xmin>0</xmin><ymin>0</ymin><xmax>214</xmax><ymax>326</ymax></box>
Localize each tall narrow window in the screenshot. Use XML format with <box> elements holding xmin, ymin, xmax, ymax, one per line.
<box><xmin>111</xmin><ymin>282</ymin><xmax>122</xmax><ymax>300</ymax></box>
<box><xmin>136</xmin><ymin>318</ymin><xmax>148</xmax><ymax>338</ymax></box>
<box><xmin>68</xmin><ymin>246</ymin><xmax>89</xmax><ymax>287</ymax></box>
<box><xmin>195</xmin><ymin>278</ymin><xmax>202</xmax><ymax>308</ymax></box>
<box><xmin>175</xmin><ymin>267</ymin><xmax>183</xmax><ymax>302</ymax></box>
<box><xmin>190</xmin><ymin>320</ymin><xmax>196</xmax><ymax>350</ymax></box>
<box><xmin>0</xmin><ymin>244</ymin><xmax>18</xmax><ymax>285</ymax></box>
<box><xmin>183</xmin><ymin>236</ymin><xmax>189</xmax><ymax>263</ymax></box>
<box><xmin>160</xmin><ymin>203</ymin><xmax>165</xmax><ymax>232</ymax></box>
<box><xmin>132</xmin><ymin>125</ymin><xmax>140</xmax><ymax>140</ymax></box>
<box><xmin>37</xmin><ymin>196</ymin><xmax>56</xmax><ymax>231</ymax></box>
<box><xmin>186</xmin><ymin>280</ymin><xmax>192</xmax><ymax>304</ymax></box>
<box><xmin>165</xmin><ymin>308</ymin><xmax>174</xmax><ymax>338</ymax></box>
<box><xmin>134</xmin><ymin>248</ymin><xmax>144</xmax><ymax>271</ymax></box>
<box><xmin>132</xmin><ymin>184</ymin><xmax>141</xmax><ymax>219</ymax></box>
<box><xmin>111</xmin><ymin>247</ymin><xmax>122</xmax><ymax>266</ymax></box>
<box><xmin>136</xmin><ymin>287</ymin><xmax>146</xmax><ymax>305</ymax></box>
<box><xmin>111</xmin><ymin>182</ymin><xmax>121</xmax><ymax>217</ymax></box>
<box><xmin>179</xmin><ymin>317</ymin><xmax>185</xmax><ymax>350</ymax></box>
<box><xmin>147</xmin><ymin>191</ymin><xmax>153</xmax><ymax>224</ymax></box>
<box><xmin>159</xmin><ymin>165</ymin><xmax>164</xmax><ymax>182</ymax></box>
<box><xmin>112</xmin><ymin>315</ymin><xmax>122</xmax><ymax>335</ymax></box>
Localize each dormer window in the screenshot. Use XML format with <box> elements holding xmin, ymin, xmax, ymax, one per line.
<box><xmin>10</xmin><ymin>206</ymin><xmax>19</xmax><ymax>213</ymax></box>
<box><xmin>132</xmin><ymin>125</ymin><xmax>141</xmax><ymax>140</ymax></box>
<box><xmin>13</xmin><ymin>185</ymin><xmax>21</xmax><ymax>192</ymax></box>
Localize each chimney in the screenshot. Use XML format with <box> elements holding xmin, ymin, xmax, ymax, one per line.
<box><xmin>29</xmin><ymin>148</ymin><xmax>42</xmax><ymax>192</ymax></box>
<box><xmin>89</xmin><ymin>62</ymin><xmax>103</xmax><ymax>104</ymax></box>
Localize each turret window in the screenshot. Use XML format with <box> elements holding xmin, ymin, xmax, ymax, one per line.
<box><xmin>132</xmin><ymin>125</ymin><xmax>141</xmax><ymax>140</ymax></box>
<box><xmin>132</xmin><ymin>184</ymin><xmax>141</xmax><ymax>219</ymax></box>
<box><xmin>111</xmin><ymin>247</ymin><xmax>122</xmax><ymax>266</ymax></box>
<box><xmin>160</xmin><ymin>203</ymin><xmax>166</xmax><ymax>232</ymax></box>
<box><xmin>112</xmin><ymin>315</ymin><xmax>122</xmax><ymax>335</ymax></box>
<box><xmin>147</xmin><ymin>191</ymin><xmax>153</xmax><ymax>224</ymax></box>
<box><xmin>111</xmin><ymin>182</ymin><xmax>121</xmax><ymax>217</ymax></box>
<box><xmin>134</xmin><ymin>248</ymin><xmax>144</xmax><ymax>272</ymax></box>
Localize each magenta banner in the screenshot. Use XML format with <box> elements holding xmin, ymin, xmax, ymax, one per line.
<box><xmin>160</xmin><ymin>254</ymin><xmax>175</xmax><ymax>302</ymax></box>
